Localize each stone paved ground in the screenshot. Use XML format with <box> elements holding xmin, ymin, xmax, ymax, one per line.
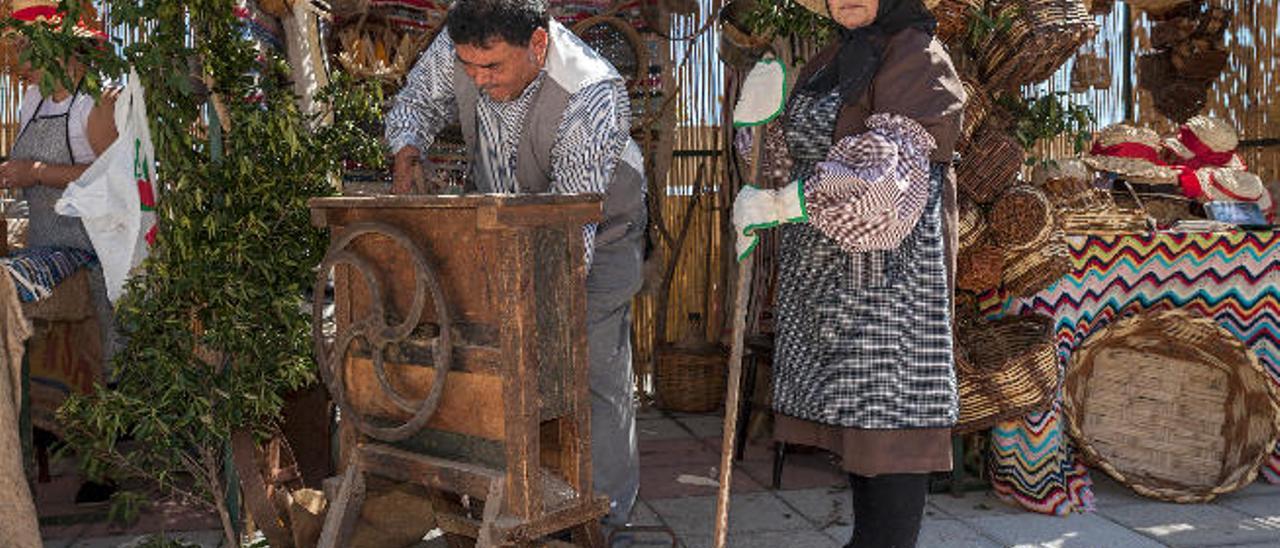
<box><xmin>40</xmin><ymin>408</ymin><xmax>1280</xmax><ymax>547</ymax></box>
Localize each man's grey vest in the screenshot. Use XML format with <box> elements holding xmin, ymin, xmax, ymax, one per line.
<box><xmin>454</xmin><ymin>20</ymin><xmax>646</xmax><ymax>304</ymax></box>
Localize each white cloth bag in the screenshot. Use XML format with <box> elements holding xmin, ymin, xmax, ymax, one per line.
<box><xmin>55</xmin><ymin>68</ymin><xmax>159</xmax><ymax>303</ymax></box>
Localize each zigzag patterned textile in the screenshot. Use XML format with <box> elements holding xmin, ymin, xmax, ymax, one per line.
<box><xmin>981</xmin><ymin>231</ymin><xmax>1280</xmax><ymax>514</ymax></box>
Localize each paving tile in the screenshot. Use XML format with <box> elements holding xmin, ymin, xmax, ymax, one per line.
<box><xmin>69</xmin><ymin>530</ymin><xmax>225</xmax><ymax>548</ymax></box>
<box><xmin>735</xmin><ymin>439</ymin><xmax>779</xmax><ymax>463</ymax></box>
<box><xmin>966</xmin><ymin>512</ymin><xmax>1167</xmax><ymax>548</ymax></box>
<box><xmin>1218</xmin><ymin>492</ymin><xmax>1280</xmax><ymax>519</ymax></box>
<box><xmin>677</xmin><ymin>415</ymin><xmax>727</xmax><ymax>440</ymax></box>
<box><xmin>637</xmin><ymin>418</ymin><xmax>694</xmax><ymax>442</ymax></box>
<box><xmin>820</xmin><ymin>517</ymin><xmax>998</xmax><ymax>548</ymax></box>
<box><xmin>639</xmin><ymin>462</ymin><xmax>764</xmax><ymax>500</ymax></box>
<box><xmin>737</xmin><ymin>450</ymin><xmax>845</xmax><ymax>491</ymax></box>
<box><xmin>1086</xmin><ymin>474</ymin><xmax>1151</xmax><ymax>508</ymax></box>
<box><xmin>928</xmin><ymin>491</ymin><xmax>1027</xmax><ymax>519</ymax></box>
<box><xmin>637</xmin><ymin>406</ymin><xmax>668</xmax><ymax>421</ymax></box>
<box><xmin>683</xmin><ymin>529</ymin><xmax>838</xmax><ymax>548</ymax></box>
<box><xmin>649</xmin><ymin>492</ymin><xmax>812</xmax><ymax>545</ymax></box>
<box><xmin>917</xmin><ymin>518</ymin><xmax>1003</xmax><ymax>548</ymax></box>
<box><xmin>1090</xmin><ymin>501</ymin><xmax>1280</xmax><ymax>547</ymax></box>
<box><xmin>1229</xmin><ymin>478</ymin><xmax>1280</xmax><ymax>498</ymax></box>
<box><xmin>776</xmin><ymin>487</ymin><xmax>850</xmax><ymax>529</ymax></box>
<box><xmin>639</xmin><ymin>437</ymin><xmax>720</xmax><ymax>467</ymax></box>
<box><xmin>631</xmin><ymin>500</ymin><xmax>664</xmax><ymax>526</ymax></box>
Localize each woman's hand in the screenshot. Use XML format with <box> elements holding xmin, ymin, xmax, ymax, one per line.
<box><xmin>0</xmin><ymin>159</ymin><xmax>42</xmax><ymax>188</ymax></box>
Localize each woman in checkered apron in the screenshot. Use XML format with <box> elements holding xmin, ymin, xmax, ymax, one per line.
<box><xmin>736</xmin><ymin>0</ymin><xmax>966</xmax><ymax>545</ymax></box>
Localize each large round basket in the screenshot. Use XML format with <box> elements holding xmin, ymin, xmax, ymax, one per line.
<box><xmin>655</xmin><ymin>344</ymin><xmax>729</xmax><ymax>413</ymax></box>
<box><xmin>1063</xmin><ymin>309</ymin><xmax>1280</xmax><ymax>503</ymax></box>
<box><xmin>1002</xmin><ymin>237</ymin><xmax>1072</xmax><ymax>297</ymax></box>
<box><xmin>990</xmin><ymin>186</ymin><xmax>1055</xmax><ymax>250</ymax></box>
<box><xmin>957</xmin><ymin>244</ymin><xmax>1006</xmax><ymax>293</ymax></box>
<box><xmin>958</xmin><ymin>122</ymin><xmax>1024</xmax><ymax>204</ymax></box>
<box><xmin>955</xmin><ymin>315</ymin><xmax>1059</xmax><ymax>433</ymax></box>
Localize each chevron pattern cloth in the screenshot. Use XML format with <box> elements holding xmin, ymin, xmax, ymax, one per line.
<box><xmin>979</xmin><ymin>231</ymin><xmax>1280</xmax><ymax>514</ymax></box>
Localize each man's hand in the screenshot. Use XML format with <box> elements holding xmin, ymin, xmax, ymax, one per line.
<box><xmin>391</xmin><ymin>146</ymin><xmax>425</xmax><ymax>194</ymax></box>
<box><xmin>0</xmin><ymin>159</ymin><xmax>40</xmax><ymax>189</ymax></box>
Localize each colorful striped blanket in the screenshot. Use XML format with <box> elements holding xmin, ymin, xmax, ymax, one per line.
<box><xmin>979</xmin><ymin>231</ymin><xmax>1280</xmax><ymax>515</ymax></box>
<box><xmin>1</xmin><ymin>247</ymin><xmax>98</xmax><ymax>303</ymax></box>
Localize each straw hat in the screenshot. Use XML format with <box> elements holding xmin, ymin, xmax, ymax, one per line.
<box><xmin>797</xmin><ymin>0</ymin><xmax>943</xmax><ymax>17</ymax></box>
<box><xmin>1187</xmin><ymin>167</ymin><xmax>1273</xmax><ymax>215</ymax></box>
<box><xmin>1082</xmin><ymin>123</ymin><xmax>1181</xmax><ymax>184</ymax></box>
<box><xmin>1164</xmin><ymin>115</ymin><xmax>1246</xmax><ymax>170</ymax></box>
<box><xmin>7</xmin><ymin>0</ymin><xmax>106</xmax><ymax>40</ymax></box>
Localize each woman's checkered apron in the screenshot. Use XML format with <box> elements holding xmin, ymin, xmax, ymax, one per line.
<box><xmin>771</xmin><ymin>88</ymin><xmax>957</xmax><ymax>429</ymax></box>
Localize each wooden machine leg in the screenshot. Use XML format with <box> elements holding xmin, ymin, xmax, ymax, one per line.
<box><xmin>476</xmin><ymin>479</ymin><xmax>506</xmax><ymax>548</ymax></box>
<box><xmin>317</xmin><ymin>460</ymin><xmax>366</xmax><ymax>548</ymax></box>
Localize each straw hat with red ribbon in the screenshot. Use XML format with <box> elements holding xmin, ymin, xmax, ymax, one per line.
<box><xmin>7</xmin><ymin>0</ymin><xmax>107</xmax><ymax>40</ymax></box>
<box><xmin>1183</xmin><ymin>167</ymin><xmax>1274</xmax><ymax>216</ymax></box>
<box><xmin>1164</xmin><ymin>115</ymin><xmax>1247</xmax><ymax>171</ymax></box>
<box><xmin>1082</xmin><ymin>124</ymin><xmax>1181</xmax><ymax>184</ymax></box>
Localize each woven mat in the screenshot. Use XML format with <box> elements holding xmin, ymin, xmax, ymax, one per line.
<box><xmin>978</xmin><ymin>231</ymin><xmax>1280</xmax><ymax>515</ymax></box>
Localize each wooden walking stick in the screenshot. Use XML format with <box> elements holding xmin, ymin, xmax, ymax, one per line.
<box><xmin>713</xmin><ymin>57</ymin><xmax>787</xmax><ymax>548</ymax></box>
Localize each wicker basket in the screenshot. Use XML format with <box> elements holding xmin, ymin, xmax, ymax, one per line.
<box><xmin>1002</xmin><ymin>235</ymin><xmax>1071</xmax><ymax>297</ymax></box>
<box><xmin>957</xmin><ymin>244</ymin><xmax>1006</xmax><ymax>293</ymax></box>
<box><xmin>955</xmin><ymin>290</ymin><xmax>980</xmax><ymax>327</ymax></box>
<box><xmin>1063</xmin><ymin>309</ymin><xmax>1280</xmax><ymax>503</ymax></box>
<box><xmin>1057</xmin><ymin>189</ymin><xmax>1152</xmax><ymax>234</ymax></box>
<box><xmin>958</xmin><ymin>196</ymin><xmax>989</xmax><ymax>252</ymax></box>
<box><xmin>990</xmin><ymin>186</ymin><xmax>1055</xmax><ymax>250</ymax></box>
<box><xmin>934</xmin><ymin>0</ymin><xmax>981</xmax><ymax>46</ymax></box>
<box><xmin>959</xmin><ymin>79</ymin><xmax>992</xmax><ymax>145</ymax></box>
<box><xmin>655</xmin><ymin>344</ymin><xmax>729</xmax><ymax>413</ymax></box>
<box><xmin>976</xmin><ymin>0</ymin><xmax>1096</xmax><ymax>90</ymax></box>
<box><xmin>955</xmin><ymin>315</ymin><xmax>1059</xmax><ymax>433</ymax></box>
<box><xmin>958</xmin><ymin>121</ymin><xmax>1024</xmax><ymax>204</ymax></box>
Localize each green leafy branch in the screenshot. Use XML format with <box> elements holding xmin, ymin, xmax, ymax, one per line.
<box><xmin>742</xmin><ymin>0</ymin><xmax>837</xmax><ymax>44</ymax></box>
<box><xmin>996</xmin><ymin>91</ymin><xmax>1095</xmax><ymax>165</ymax></box>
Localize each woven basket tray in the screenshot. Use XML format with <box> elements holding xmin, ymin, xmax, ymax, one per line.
<box><xmin>655</xmin><ymin>344</ymin><xmax>728</xmax><ymax>413</ymax></box>
<box><xmin>1058</xmin><ymin>189</ymin><xmax>1153</xmax><ymax>235</ymax></box>
<box><xmin>1064</xmin><ymin>309</ymin><xmax>1280</xmax><ymax>503</ymax></box>
<box><xmin>958</xmin><ymin>121</ymin><xmax>1024</xmax><ymax>204</ymax></box>
<box><xmin>1002</xmin><ymin>235</ymin><xmax>1071</xmax><ymax>297</ymax></box>
<box><xmin>956</xmin><ymin>315</ymin><xmax>1059</xmax><ymax>432</ymax></box>
<box><xmin>976</xmin><ymin>0</ymin><xmax>1096</xmax><ymax>90</ymax></box>
<box><xmin>991</xmin><ymin>186</ymin><xmax>1055</xmax><ymax>250</ymax></box>
<box><xmin>958</xmin><ymin>244</ymin><xmax>1006</xmax><ymax>293</ymax></box>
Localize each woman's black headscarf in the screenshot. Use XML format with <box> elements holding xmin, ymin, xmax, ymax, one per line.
<box><xmin>797</xmin><ymin>0</ymin><xmax>937</xmax><ymax>104</ymax></box>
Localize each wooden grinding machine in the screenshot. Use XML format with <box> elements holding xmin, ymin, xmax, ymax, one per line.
<box><xmin>309</xmin><ymin>195</ymin><xmax>610</xmax><ymax>547</ymax></box>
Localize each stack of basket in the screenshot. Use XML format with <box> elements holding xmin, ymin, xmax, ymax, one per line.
<box><xmin>955</xmin><ymin>315</ymin><xmax>1060</xmax><ymax>432</ymax></box>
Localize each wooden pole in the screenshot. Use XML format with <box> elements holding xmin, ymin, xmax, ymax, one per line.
<box><xmin>712</xmin><ymin>121</ymin><xmax>766</xmax><ymax>548</ymax></box>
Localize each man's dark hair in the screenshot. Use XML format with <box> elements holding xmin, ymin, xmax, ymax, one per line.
<box><xmin>446</xmin><ymin>0</ymin><xmax>549</xmax><ymax>47</ymax></box>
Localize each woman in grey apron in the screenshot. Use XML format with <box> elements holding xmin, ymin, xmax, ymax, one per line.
<box><xmin>2</xmin><ymin>77</ymin><xmax>121</xmax><ymax>377</ymax></box>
